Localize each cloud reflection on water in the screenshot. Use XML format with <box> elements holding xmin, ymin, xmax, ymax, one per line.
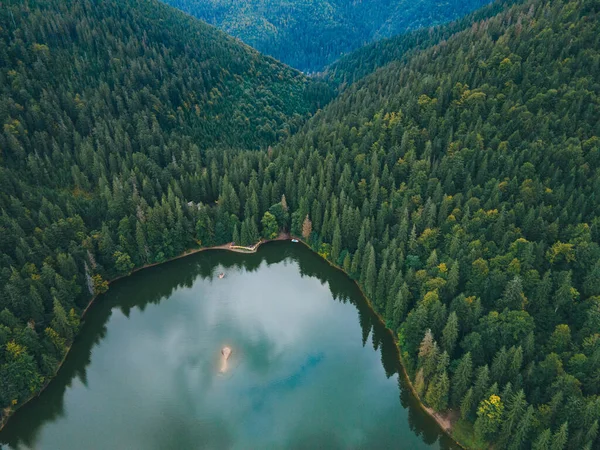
<box><xmin>0</xmin><ymin>242</ymin><xmax>457</xmax><ymax>450</ymax></box>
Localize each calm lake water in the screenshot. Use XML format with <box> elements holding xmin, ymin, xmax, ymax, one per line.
<box><xmin>0</xmin><ymin>242</ymin><xmax>458</xmax><ymax>449</ymax></box>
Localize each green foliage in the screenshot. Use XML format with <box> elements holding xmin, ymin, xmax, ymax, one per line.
<box><xmin>50</xmin><ymin>299</ymin><xmax>73</xmax><ymax>342</ymax></box>
<box><xmin>261</xmin><ymin>212</ymin><xmax>279</xmax><ymax>239</ymax></box>
<box><xmin>163</xmin><ymin>0</ymin><xmax>491</xmax><ymax>72</ymax></box>
<box><xmin>441</xmin><ymin>311</ymin><xmax>459</xmax><ymax>356</ymax></box>
<box><xmin>474</xmin><ymin>394</ymin><xmax>504</xmax><ymax>440</ymax></box>
<box><xmin>92</xmin><ymin>275</ymin><xmax>109</xmax><ymax>295</ymax></box>
<box><xmin>452</xmin><ymin>353</ymin><xmax>473</xmax><ymax>408</ymax></box>
<box><xmin>425</xmin><ymin>370</ymin><xmax>450</xmax><ymax>412</ymax></box>
<box><xmin>460</xmin><ymin>388</ymin><xmax>474</xmax><ymax>420</ymax></box>
<box><xmin>551</xmin><ymin>422</ymin><xmax>569</xmax><ymax>450</ymax></box>
<box><xmin>0</xmin><ymin>342</ymin><xmax>44</xmax><ymax>407</ymax></box>
<box><xmin>325</xmin><ymin>0</ymin><xmax>521</xmax><ymax>86</ymax></box>
<box><xmin>532</xmin><ymin>429</ymin><xmax>552</xmax><ymax>450</ymax></box>
<box><xmin>113</xmin><ymin>252</ymin><xmax>135</xmax><ymax>275</ymax></box>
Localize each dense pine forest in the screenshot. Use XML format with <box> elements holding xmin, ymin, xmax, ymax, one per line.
<box><xmin>161</xmin><ymin>0</ymin><xmax>491</xmax><ymax>72</ymax></box>
<box><xmin>1</xmin><ymin>0</ymin><xmax>600</xmax><ymax>448</ymax></box>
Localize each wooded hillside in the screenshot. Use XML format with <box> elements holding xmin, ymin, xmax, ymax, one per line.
<box><xmin>162</xmin><ymin>0</ymin><xmax>491</xmax><ymax>72</ymax></box>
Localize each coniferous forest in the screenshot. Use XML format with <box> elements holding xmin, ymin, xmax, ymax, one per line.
<box><xmin>1</xmin><ymin>0</ymin><xmax>600</xmax><ymax>448</ymax></box>
<box><xmin>161</xmin><ymin>0</ymin><xmax>492</xmax><ymax>72</ymax></box>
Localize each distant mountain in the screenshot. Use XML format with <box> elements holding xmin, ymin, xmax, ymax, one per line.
<box><xmin>323</xmin><ymin>0</ymin><xmax>522</xmax><ymax>88</ymax></box>
<box><xmin>161</xmin><ymin>0</ymin><xmax>492</xmax><ymax>72</ymax></box>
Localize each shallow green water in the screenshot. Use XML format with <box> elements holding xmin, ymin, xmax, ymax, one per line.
<box><xmin>0</xmin><ymin>242</ymin><xmax>458</xmax><ymax>449</ymax></box>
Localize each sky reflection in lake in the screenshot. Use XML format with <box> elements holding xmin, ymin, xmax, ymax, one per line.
<box><xmin>0</xmin><ymin>242</ymin><xmax>458</xmax><ymax>450</ymax></box>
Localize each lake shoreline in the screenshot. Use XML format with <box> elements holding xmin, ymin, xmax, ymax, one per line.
<box><xmin>0</xmin><ymin>234</ymin><xmax>289</xmax><ymax>432</ymax></box>
<box><xmin>290</xmin><ymin>238</ymin><xmax>466</xmax><ymax>450</ymax></box>
<box><xmin>81</xmin><ymin>233</ymin><xmax>290</xmax><ymax>318</ymax></box>
<box><xmin>0</xmin><ymin>232</ymin><xmax>465</xmax><ymax>449</ymax></box>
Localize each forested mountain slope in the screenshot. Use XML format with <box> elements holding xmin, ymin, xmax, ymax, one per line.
<box><xmin>0</xmin><ymin>0</ymin><xmax>328</xmax><ymax>425</ymax></box>
<box><xmin>323</xmin><ymin>0</ymin><xmax>521</xmax><ymax>88</ymax></box>
<box><xmin>161</xmin><ymin>0</ymin><xmax>491</xmax><ymax>72</ymax></box>
<box><xmin>263</xmin><ymin>0</ymin><xmax>600</xmax><ymax>447</ymax></box>
<box><xmin>0</xmin><ymin>0</ymin><xmax>330</xmax><ymax>153</ymax></box>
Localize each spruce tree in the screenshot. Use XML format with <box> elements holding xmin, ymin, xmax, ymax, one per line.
<box><xmin>508</xmin><ymin>405</ymin><xmax>534</xmax><ymax>450</ymax></box>
<box><xmin>532</xmin><ymin>429</ymin><xmax>552</xmax><ymax>450</ymax></box>
<box><xmin>331</xmin><ymin>221</ymin><xmax>342</xmax><ymax>264</ymax></box>
<box><xmin>395</xmin><ymin>283</ymin><xmax>411</xmax><ymax>324</ymax></box>
<box><xmin>460</xmin><ymin>387</ymin><xmax>474</xmax><ymax>420</ymax></box>
<box><xmin>499</xmin><ymin>390</ymin><xmax>528</xmax><ymax>447</ymax></box>
<box><xmin>551</xmin><ymin>422</ymin><xmax>568</xmax><ymax>450</ymax></box>
<box><xmin>441</xmin><ymin>311</ymin><xmax>459</xmax><ymax>356</ymax></box>
<box><xmin>342</xmin><ymin>252</ymin><xmax>352</xmax><ymax>274</ymax></box>
<box><xmin>364</xmin><ymin>245</ymin><xmax>377</xmax><ymax>300</ymax></box>
<box><xmin>451</xmin><ymin>352</ymin><xmax>473</xmax><ymax>407</ymax></box>
<box><xmin>425</xmin><ymin>370</ymin><xmax>449</xmax><ymax>412</ymax></box>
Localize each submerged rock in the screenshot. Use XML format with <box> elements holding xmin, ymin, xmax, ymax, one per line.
<box><xmin>220</xmin><ymin>346</ymin><xmax>232</xmax><ymax>373</ymax></box>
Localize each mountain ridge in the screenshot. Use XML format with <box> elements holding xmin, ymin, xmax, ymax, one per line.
<box><xmin>322</xmin><ymin>0</ymin><xmax>523</xmax><ymax>88</ymax></box>
<box><xmin>161</xmin><ymin>0</ymin><xmax>492</xmax><ymax>72</ymax></box>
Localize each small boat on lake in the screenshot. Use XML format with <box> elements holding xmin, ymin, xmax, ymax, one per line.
<box><xmin>291</xmin><ymin>239</ymin><xmax>299</xmax><ymax>243</ymax></box>
<box><xmin>218</xmin><ymin>272</ymin><xmax>225</xmax><ymax>279</ymax></box>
